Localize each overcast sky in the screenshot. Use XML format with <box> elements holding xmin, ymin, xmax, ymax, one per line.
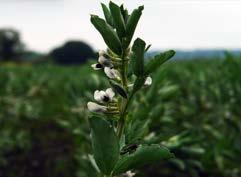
<box><xmin>1</xmin><ymin>0</ymin><xmax>241</xmax><ymax>52</ymax></box>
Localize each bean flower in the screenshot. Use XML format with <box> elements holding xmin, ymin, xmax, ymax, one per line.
<box><xmin>144</xmin><ymin>76</ymin><xmax>152</xmax><ymax>86</ymax></box>
<box><xmin>94</xmin><ymin>88</ymin><xmax>115</xmax><ymax>103</ymax></box>
<box><xmin>91</xmin><ymin>50</ymin><xmax>113</xmax><ymax>70</ymax></box>
<box><xmin>87</xmin><ymin>88</ymin><xmax>117</xmax><ymax>114</ymax></box>
<box><xmin>104</xmin><ymin>67</ymin><xmax>120</xmax><ymax>79</ymax></box>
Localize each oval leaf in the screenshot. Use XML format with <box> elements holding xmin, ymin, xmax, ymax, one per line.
<box><xmin>91</xmin><ymin>15</ymin><xmax>122</xmax><ymax>55</ymax></box>
<box><xmin>131</xmin><ymin>38</ymin><xmax>146</xmax><ymax>77</ymax></box>
<box><xmin>144</xmin><ymin>50</ymin><xmax>175</xmax><ymax>75</ymax></box>
<box><xmin>120</xmin><ymin>4</ymin><xmax>129</xmax><ymax>23</ymax></box>
<box><xmin>109</xmin><ymin>1</ymin><xmax>126</xmax><ymax>39</ymax></box>
<box><xmin>89</xmin><ymin>116</ymin><xmax>120</xmax><ymax>175</ymax></box>
<box><xmin>101</xmin><ymin>3</ymin><xmax>114</xmax><ymax>27</ymax></box>
<box><xmin>113</xmin><ymin>144</ymin><xmax>174</xmax><ymax>175</ymax></box>
<box><xmin>125</xmin><ymin>6</ymin><xmax>144</xmax><ymax>47</ymax></box>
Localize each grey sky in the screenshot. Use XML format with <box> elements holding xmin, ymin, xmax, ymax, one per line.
<box><xmin>1</xmin><ymin>0</ymin><xmax>241</xmax><ymax>52</ymax></box>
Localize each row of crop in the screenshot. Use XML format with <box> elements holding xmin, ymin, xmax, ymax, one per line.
<box><xmin>0</xmin><ymin>57</ymin><xmax>240</xmax><ymax>177</ymax></box>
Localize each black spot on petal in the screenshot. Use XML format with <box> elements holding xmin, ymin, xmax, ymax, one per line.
<box><xmin>96</xmin><ymin>63</ymin><xmax>103</xmax><ymax>68</ymax></box>
<box><xmin>103</xmin><ymin>96</ymin><xmax>110</xmax><ymax>102</ymax></box>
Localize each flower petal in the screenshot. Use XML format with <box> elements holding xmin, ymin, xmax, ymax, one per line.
<box><xmin>98</xmin><ymin>50</ymin><xmax>106</xmax><ymax>56</ymax></box>
<box><xmin>106</xmin><ymin>88</ymin><xmax>115</xmax><ymax>100</ymax></box>
<box><xmin>87</xmin><ymin>102</ymin><xmax>107</xmax><ymax>113</ymax></box>
<box><xmin>144</xmin><ymin>76</ymin><xmax>152</xmax><ymax>86</ymax></box>
<box><xmin>94</xmin><ymin>90</ymin><xmax>101</xmax><ymax>102</ymax></box>
<box><xmin>104</xmin><ymin>67</ymin><xmax>120</xmax><ymax>79</ymax></box>
<box><xmin>94</xmin><ymin>90</ymin><xmax>107</xmax><ymax>102</ymax></box>
<box><xmin>91</xmin><ymin>63</ymin><xmax>103</xmax><ymax>70</ymax></box>
<box><xmin>98</xmin><ymin>56</ymin><xmax>112</xmax><ymax>67</ymax></box>
<box><xmin>104</xmin><ymin>67</ymin><xmax>113</xmax><ymax>78</ymax></box>
<box><xmin>123</xmin><ymin>171</ymin><xmax>135</xmax><ymax>177</ymax></box>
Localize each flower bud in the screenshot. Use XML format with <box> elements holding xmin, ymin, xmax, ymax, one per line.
<box><xmin>87</xmin><ymin>102</ymin><xmax>107</xmax><ymax>113</ymax></box>
<box><xmin>98</xmin><ymin>50</ymin><xmax>106</xmax><ymax>56</ymax></box>
<box><xmin>144</xmin><ymin>76</ymin><xmax>152</xmax><ymax>86</ymax></box>
<box><xmin>98</xmin><ymin>56</ymin><xmax>113</xmax><ymax>67</ymax></box>
<box><xmin>104</xmin><ymin>67</ymin><xmax>120</xmax><ymax>79</ymax></box>
<box><xmin>91</xmin><ymin>63</ymin><xmax>103</xmax><ymax>70</ymax></box>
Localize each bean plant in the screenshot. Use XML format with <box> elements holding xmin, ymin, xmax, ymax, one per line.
<box><xmin>87</xmin><ymin>1</ymin><xmax>175</xmax><ymax>177</ymax></box>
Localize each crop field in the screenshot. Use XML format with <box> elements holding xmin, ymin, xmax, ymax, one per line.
<box><xmin>0</xmin><ymin>56</ymin><xmax>240</xmax><ymax>177</ymax></box>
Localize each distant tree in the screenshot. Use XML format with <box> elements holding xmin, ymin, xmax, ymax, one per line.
<box><xmin>0</xmin><ymin>28</ymin><xmax>24</xmax><ymax>61</ymax></box>
<box><xmin>50</xmin><ymin>41</ymin><xmax>96</xmax><ymax>65</ymax></box>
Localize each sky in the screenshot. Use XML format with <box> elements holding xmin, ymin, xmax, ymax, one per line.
<box><xmin>1</xmin><ymin>0</ymin><xmax>241</xmax><ymax>52</ymax></box>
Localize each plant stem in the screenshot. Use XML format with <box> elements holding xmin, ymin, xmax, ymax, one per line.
<box><xmin>117</xmin><ymin>98</ymin><xmax>127</xmax><ymax>139</ymax></box>
<box><xmin>117</xmin><ymin>51</ymin><xmax>128</xmax><ymax>139</ymax></box>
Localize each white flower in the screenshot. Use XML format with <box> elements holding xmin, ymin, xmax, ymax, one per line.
<box><xmin>87</xmin><ymin>102</ymin><xmax>107</xmax><ymax>113</ymax></box>
<box><xmin>123</xmin><ymin>171</ymin><xmax>135</xmax><ymax>177</ymax></box>
<box><xmin>98</xmin><ymin>50</ymin><xmax>112</xmax><ymax>67</ymax></box>
<box><xmin>91</xmin><ymin>51</ymin><xmax>112</xmax><ymax>70</ymax></box>
<box><xmin>104</xmin><ymin>67</ymin><xmax>120</xmax><ymax>79</ymax></box>
<box><xmin>144</xmin><ymin>76</ymin><xmax>152</xmax><ymax>86</ymax></box>
<box><xmin>91</xmin><ymin>63</ymin><xmax>103</xmax><ymax>70</ymax></box>
<box><xmin>94</xmin><ymin>88</ymin><xmax>115</xmax><ymax>103</ymax></box>
<box><xmin>98</xmin><ymin>50</ymin><xmax>106</xmax><ymax>56</ymax></box>
<box><xmin>98</xmin><ymin>56</ymin><xmax>113</xmax><ymax>67</ymax></box>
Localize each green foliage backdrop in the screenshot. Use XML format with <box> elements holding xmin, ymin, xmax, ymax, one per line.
<box><xmin>0</xmin><ymin>57</ymin><xmax>240</xmax><ymax>177</ymax></box>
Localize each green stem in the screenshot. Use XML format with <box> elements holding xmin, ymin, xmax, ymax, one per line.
<box><xmin>117</xmin><ymin>51</ymin><xmax>128</xmax><ymax>139</ymax></box>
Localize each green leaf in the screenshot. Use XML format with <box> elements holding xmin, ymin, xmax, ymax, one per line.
<box><xmin>132</xmin><ymin>76</ymin><xmax>146</xmax><ymax>94</ymax></box>
<box><xmin>110</xmin><ymin>81</ymin><xmax>128</xmax><ymax>98</ymax></box>
<box><xmin>169</xmin><ymin>158</ymin><xmax>186</xmax><ymax>170</ymax></box>
<box><xmin>144</xmin><ymin>50</ymin><xmax>175</xmax><ymax>75</ymax></box>
<box><xmin>109</xmin><ymin>1</ymin><xmax>126</xmax><ymax>40</ymax></box>
<box><xmin>125</xmin><ymin>5</ymin><xmax>144</xmax><ymax>46</ymax></box>
<box><xmin>145</xmin><ymin>44</ymin><xmax>152</xmax><ymax>52</ymax></box>
<box><xmin>126</xmin><ymin>119</ymin><xmax>150</xmax><ymax>144</ymax></box>
<box><xmin>113</xmin><ymin>144</ymin><xmax>174</xmax><ymax>175</ymax></box>
<box><xmin>87</xmin><ymin>154</ymin><xmax>101</xmax><ymax>173</ymax></box>
<box><xmin>90</xmin><ymin>15</ymin><xmax>122</xmax><ymax>55</ymax></box>
<box><xmin>89</xmin><ymin>116</ymin><xmax>120</xmax><ymax>175</ymax></box>
<box><xmin>101</xmin><ymin>3</ymin><xmax>114</xmax><ymax>27</ymax></box>
<box><xmin>120</xmin><ymin>4</ymin><xmax>129</xmax><ymax>23</ymax></box>
<box><xmin>131</xmin><ymin>38</ymin><xmax>146</xmax><ymax>77</ymax></box>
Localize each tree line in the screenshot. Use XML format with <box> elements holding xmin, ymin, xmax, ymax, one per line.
<box><xmin>0</xmin><ymin>28</ymin><xmax>96</xmax><ymax>64</ymax></box>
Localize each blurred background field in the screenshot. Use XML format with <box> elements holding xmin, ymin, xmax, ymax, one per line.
<box><xmin>0</xmin><ymin>54</ymin><xmax>240</xmax><ymax>177</ymax></box>
<box><xmin>1</xmin><ymin>0</ymin><xmax>241</xmax><ymax>176</ymax></box>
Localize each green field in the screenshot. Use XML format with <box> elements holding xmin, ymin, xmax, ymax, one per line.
<box><xmin>0</xmin><ymin>57</ymin><xmax>240</xmax><ymax>177</ymax></box>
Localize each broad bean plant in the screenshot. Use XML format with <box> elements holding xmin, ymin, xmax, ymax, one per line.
<box><xmin>87</xmin><ymin>2</ymin><xmax>175</xmax><ymax>177</ymax></box>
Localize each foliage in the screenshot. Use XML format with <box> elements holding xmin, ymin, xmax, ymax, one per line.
<box><xmin>0</xmin><ymin>63</ymin><xmax>100</xmax><ymax>177</ymax></box>
<box><xmin>0</xmin><ymin>28</ymin><xmax>24</xmax><ymax>61</ymax></box>
<box><xmin>0</xmin><ymin>56</ymin><xmax>240</xmax><ymax>177</ymax></box>
<box><xmin>138</xmin><ymin>57</ymin><xmax>241</xmax><ymax>177</ymax></box>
